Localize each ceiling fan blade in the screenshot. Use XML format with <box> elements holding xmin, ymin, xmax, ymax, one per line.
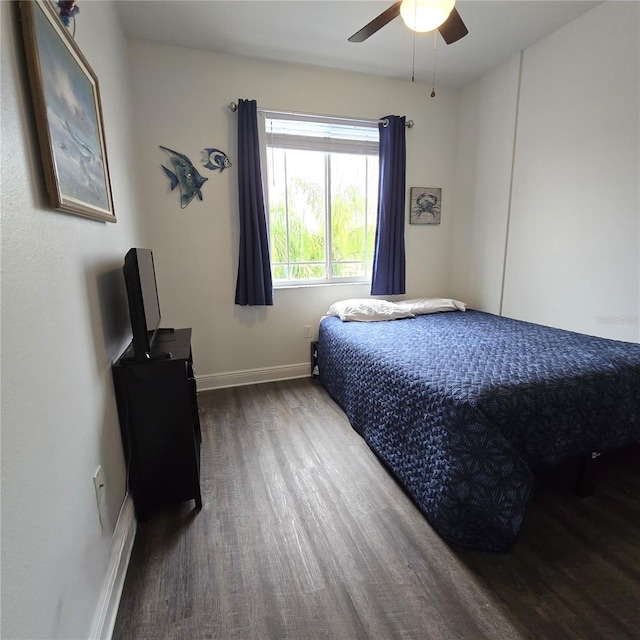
<box><xmin>348</xmin><ymin>1</ymin><xmax>402</xmax><ymax>43</ymax></box>
<box><xmin>438</xmin><ymin>7</ymin><xmax>468</xmax><ymax>44</ymax></box>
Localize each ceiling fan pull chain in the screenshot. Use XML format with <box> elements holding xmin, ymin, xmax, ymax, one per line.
<box><xmin>411</xmin><ymin>26</ymin><xmax>417</xmax><ymax>82</ymax></box>
<box><xmin>431</xmin><ymin>30</ymin><xmax>437</xmax><ymax>98</ymax></box>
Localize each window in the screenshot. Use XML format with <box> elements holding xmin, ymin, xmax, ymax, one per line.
<box><xmin>263</xmin><ymin>112</ymin><xmax>379</xmax><ymax>285</ymax></box>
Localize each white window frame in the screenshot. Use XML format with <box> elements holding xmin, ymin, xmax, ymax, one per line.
<box><xmin>260</xmin><ymin>110</ymin><xmax>380</xmax><ymax>288</ymax></box>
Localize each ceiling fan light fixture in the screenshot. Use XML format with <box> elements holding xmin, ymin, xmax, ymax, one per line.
<box><xmin>400</xmin><ymin>0</ymin><xmax>455</xmax><ymax>33</ymax></box>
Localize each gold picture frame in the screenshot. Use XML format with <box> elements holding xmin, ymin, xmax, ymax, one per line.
<box><xmin>19</xmin><ymin>0</ymin><xmax>116</xmax><ymax>222</ymax></box>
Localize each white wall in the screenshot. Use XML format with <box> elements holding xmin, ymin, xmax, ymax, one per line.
<box><xmin>1</xmin><ymin>1</ymin><xmax>142</xmax><ymax>638</ymax></box>
<box><xmin>503</xmin><ymin>1</ymin><xmax>639</xmax><ymax>341</ymax></box>
<box><xmin>453</xmin><ymin>1</ymin><xmax>639</xmax><ymax>342</ymax></box>
<box><xmin>126</xmin><ymin>42</ymin><xmax>460</xmax><ymax>385</ymax></box>
<box><xmin>451</xmin><ymin>53</ymin><xmax>521</xmax><ymax>313</ymax></box>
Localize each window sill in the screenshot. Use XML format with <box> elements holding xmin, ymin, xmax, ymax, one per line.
<box><xmin>274</xmin><ymin>280</ymin><xmax>371</xmax><ymax>291</ymax></box>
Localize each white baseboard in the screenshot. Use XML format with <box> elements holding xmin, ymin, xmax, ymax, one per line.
<box><xmin>197</xmin><ymin>362</ymin><xmax>310</xmax><ymax>390</ymax></box>
<box><xmin>89</xmin><ymin>495</ymin><xmax>137</xmax><ymax>640</ymax></box>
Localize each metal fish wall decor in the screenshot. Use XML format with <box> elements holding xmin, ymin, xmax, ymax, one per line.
<box><xmin>201</xmin><ymin>148</ymin><xmax>231</xmax><ymax>172</ymax></box>
<box><xmin>159</xmin><ymin>146</ymin><xmax>208</xmax><ymax>209</ymax></box>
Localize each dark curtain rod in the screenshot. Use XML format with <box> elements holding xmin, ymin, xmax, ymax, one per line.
<box><xmin>227</xmin><ymin>102</ymin><xmax>414</xmax><ymax>129</ymax></box>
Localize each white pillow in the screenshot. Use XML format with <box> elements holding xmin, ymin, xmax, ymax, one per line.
<box><xmin>396</xmin><ymin>297</ymin><xmax>467</xmax><ymax>315</ymax></box>
<box><xmin>326</xmin><ymin>298</ymin><xmax>415</xmax><ymax>322</ymax></box>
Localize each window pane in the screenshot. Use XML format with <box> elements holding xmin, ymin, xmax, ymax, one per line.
<box><xmin>366</xmin><ymin>156</ymin><xmax>379</xmax><ymax>275</ymax></box>
<box><xmin>291</xmin><ymin>263</ymin><xmax>326</xmax><ymax>279</ymax></box>
<box><xmin>266</xmin><ymin>113</ymin><xmax>379</xmax><ymax>284</ymax></box>
<box><xmin>267</xmin><ymin>148</ymin><xmax>326</xmax><ymax>279</ymax></box>
<box><xmin>330</xmin><ymin>153</ymin><xmax>377</xmax><ymax>277</ymax></box>
<box><xmin>286</xmin><ymin>149</ymin><xmax>326</xmax><ymax>265</ymax></box>
<box><xmin>272</xmin><ymin>264</ymin><xmax>288</xmax><ymax>280</ymax></box>
<box><xmin>267</xmin><ymin>148</ymin><xmax>288</xmax><ymax>265</ymax></box>
<box><xmin>332</xmin><ymin>262</ymin><xmax>366</xmax><ymax>278</ymax></box>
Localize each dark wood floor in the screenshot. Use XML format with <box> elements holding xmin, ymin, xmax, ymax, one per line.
<box><xmin>113</xmin><ymin>379</ymin><xmax>640</xmax><ymax>640</ymax></box>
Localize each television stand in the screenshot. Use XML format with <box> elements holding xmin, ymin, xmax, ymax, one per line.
<box><xmin>148</xmin><ymin>350</ymin><xmax>172</xmax><ymax>360</ymax></box>
<box><xmin>112</xmin><ymin>328</ymin><xmax>202</xmax><ymax>520</ymax></box>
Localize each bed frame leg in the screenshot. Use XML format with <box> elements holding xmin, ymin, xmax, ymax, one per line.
<box><xmin>575</xmin><ymin>451</ymin><xmax>600</xmax><ymax>497</ymax></box>
<box><xmin>310</xmin><ymin>341</ymin><xmax>320</xmax><ymax>380</ymax></box>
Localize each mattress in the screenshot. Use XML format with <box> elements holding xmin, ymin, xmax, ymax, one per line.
<box><xmin>318</xmin><ymin>310</ymin><xmax>640</xmax><ymax>551</ymax></box>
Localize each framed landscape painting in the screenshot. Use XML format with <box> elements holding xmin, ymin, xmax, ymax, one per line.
<box><xmin>20</xmin><ymin>0</ymin><xmax>116</xmax><ymax>222</ymax></box>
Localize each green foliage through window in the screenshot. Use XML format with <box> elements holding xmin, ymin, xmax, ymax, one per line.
<box><xmin>264</xmin><ymin>113</ymin><xmax>379</xmax><ymax>284</ymax></box>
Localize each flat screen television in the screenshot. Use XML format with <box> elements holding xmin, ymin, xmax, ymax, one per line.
<box><xmin>123</xmin><ymin>248</ymin><xmax>162</xmax><ymax>360</ymax></box>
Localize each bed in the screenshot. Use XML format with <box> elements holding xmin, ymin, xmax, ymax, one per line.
<box><xmin>318</xmin><ymin>309</ymin><xmax>640</xmax><ymax>551</ymax></box>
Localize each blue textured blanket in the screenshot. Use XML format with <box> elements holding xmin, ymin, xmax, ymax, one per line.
<box><xmin>318</xmin><ymin>311</ymin><xmax>640</xmax><ymax>551</ymax></box>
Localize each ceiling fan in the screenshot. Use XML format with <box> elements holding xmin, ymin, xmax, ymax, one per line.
<box><xmin>349</xmin><ymin>0</ymin><xmax>468</xmax><ymax>45</ymax></box>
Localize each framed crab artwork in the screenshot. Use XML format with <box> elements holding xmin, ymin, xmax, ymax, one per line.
<box><xmin>409</xmin><ymin>187</ymin><xmax>441</xmax><ymax>225</ymax></box>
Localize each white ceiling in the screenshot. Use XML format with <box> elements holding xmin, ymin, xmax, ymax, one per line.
<box><xmin>116</xmin><ymin>1</ymin><xmax>600</xmax><ymax>88</ymax></box>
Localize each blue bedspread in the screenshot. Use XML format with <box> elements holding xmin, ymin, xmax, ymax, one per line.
<box><xmin>318</xmin><ymin>311</ymin><xmax>640</xmax><ymax>551</ymax></box>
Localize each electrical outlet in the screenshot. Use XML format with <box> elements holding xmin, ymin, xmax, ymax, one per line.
<box><xmin>303</xmin><ymin>325</ymin><xmax>312</xmax><ymax>338</ymax></box>
<box><xmin>93</xmin><ymin>465</ymin><xmax>108</xmax><ymax>530</ymax></box>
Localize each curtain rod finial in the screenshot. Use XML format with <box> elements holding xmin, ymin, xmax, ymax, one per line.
<box><xmin>229</xmin><ymin>101</ymin><xmax>238</xmax><ymax>112</ymax></box>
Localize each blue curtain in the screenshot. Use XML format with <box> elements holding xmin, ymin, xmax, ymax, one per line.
<box><xmin>371</xmin><ymin>115</ymin><xmax>406</xmax><ymax>296</ymax></box>
<box><xmin>235</xmin><ymin>99</ymin><xmax>273</xmax><ymax>306</ymax></box>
